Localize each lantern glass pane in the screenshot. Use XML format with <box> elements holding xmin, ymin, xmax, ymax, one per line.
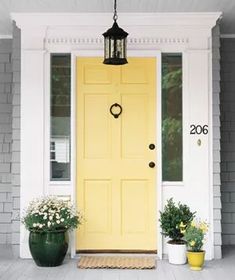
<box><xmin>116</xmin><ymin>39</ymin><xmax>123</xmax><ymax>58</ymax></box>
<box><xmin>124</xmin><ymin>39</ymin><xmax>127</xmax><ymax>58</ymax></box>
<box><xmin>105</xmin><ymin>38</ymin><xmax>110</xmax><ymax>59</ymax></box>
<box><xmin>110</xmin><ymin>38</ymin><xmax>115</xmax><ymax>58</ymax></box>
<box><xmin>121</xmin><ymin>39</ymin><xmax>125</xmax><ymax>58</ymax></box>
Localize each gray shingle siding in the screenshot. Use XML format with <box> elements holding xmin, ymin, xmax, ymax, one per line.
<box><xmin>221</xmin><ymin>37</ymin><xmax>235</xmax><ymax>247</ymax></box>
<box><xmin>212</xmin><ymin>25</ymin><xmax>222</xmax><ymax>259</ymax></box>
<box><xmin>0</xmin><ymin>39</ymin><xmax>12</xmax><ymax>245</ymax></box>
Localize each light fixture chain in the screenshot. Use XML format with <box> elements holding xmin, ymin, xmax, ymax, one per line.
<box><xmin>113</xmin><ymin>0</ymin><xmax>118</xmax><ymax>21</ymax></box>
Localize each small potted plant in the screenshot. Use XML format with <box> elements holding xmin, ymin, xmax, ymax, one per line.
<box><xmin>159</xmin><ymin>198</ymin><xmax>195</xmax><ymax>264</ymax></box>
<box><xmin>22</xmin><ymin>196</ymin><xmax>82</xmax><ymax>267</ymax></box>
<box><xmin>184</xmin><ymin>220</ymin><xmax>209</xmax><ymax>270</ymax></box>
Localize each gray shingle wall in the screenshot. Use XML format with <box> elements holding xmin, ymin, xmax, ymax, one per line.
<box><xmin>11</xmin><ymin>23</ymin><xmax>20</xmax><ymax>256</ymax></box>
<box><xmin>221</xmin><ymin>37</ymin><xmax>235</xmax><ymax>246</ymax></box>
<box><xmin>0</xmin><ymin>39</ymin><xmax>12</xmax><ymax>245</ymax></box>
<box><xmin>212</xmin><ymin>25</ymin><xmax>222</xmax><ymax>259</ymax></box>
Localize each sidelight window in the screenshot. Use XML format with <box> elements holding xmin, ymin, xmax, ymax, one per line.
<box><xmin>162</xmin><ymin>54</ymin><xmax>183</xmax><ymax>182</ymax></box>
<box><xmin>50</xmin><ymin>54</ymin><xmax>71</xmax><ymax>181</ymax></box>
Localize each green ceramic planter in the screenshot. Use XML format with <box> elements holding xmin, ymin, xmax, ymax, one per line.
<box><xmin>29</xmin><ymin>229</ymin><xmax>68</xmax><ymax>267</ymax></box>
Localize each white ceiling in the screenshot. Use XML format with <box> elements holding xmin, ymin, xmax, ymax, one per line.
<box><xmin>1</xmin><ymin>0</ymin><xmax>235</xmax><ymax>36</ymax></box>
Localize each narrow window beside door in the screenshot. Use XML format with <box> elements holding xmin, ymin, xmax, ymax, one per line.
<box><xmin>162</xmin><ymin>54</ymin><xmax>182</xmax><ymax>181</ymax></box>
<box><xmin>50</xmin><ymin>54</ymin><xmax>71</xmax><ymax>181</ymax></box>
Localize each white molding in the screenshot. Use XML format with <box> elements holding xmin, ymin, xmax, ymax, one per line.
<box><xmin>11</xmin><ymin>12</ymin><xmax>221</xmax><ymax>29</ymax></box>
<box><xmin>156</xmin><ymin>51</ymin><xmax>163</xmax><ymax>260</ymax></box>
<box><xmin>162</xmin><ymin>182</ymin><xmax>184</xmax><ymax>187</ymax></box>
<box><xmin>45</xmin><ymin>36</ymin><xmax>190</xmax><ymax>51</ymax></box>
<box><xmin>208</xmin><ymin>47</ymin><xmax>214</xmax><ymax>260</ymax></box>
<box><xmin>45</xmin><ymin>37</ymin><xmax>189</xmax><ymax>45</ymax></box>
<box><xmin>20</xmin><ymin>49</ymin><xmax>46</xmax><ymax>258</ymax></box>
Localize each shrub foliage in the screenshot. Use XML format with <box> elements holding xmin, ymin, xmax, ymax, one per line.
<box><xmin>159</xmin><ymin>198</ymin><xmax>195</xmax><ymax>242</ymax></box>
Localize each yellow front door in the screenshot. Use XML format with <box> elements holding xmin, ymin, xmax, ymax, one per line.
<box><xmin>76</xmin><ymin>57</ymin><xmax>157</xmax><ymax>251</ymax></box>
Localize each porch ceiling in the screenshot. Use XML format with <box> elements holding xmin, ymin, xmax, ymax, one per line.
<box><xmin>1</xmin><ymin>0</ymin><xmax>235</xmax><ymax>36</ymax></box>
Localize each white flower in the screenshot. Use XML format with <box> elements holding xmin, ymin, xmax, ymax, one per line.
<box><xmin>22</xmin><ymin>195</ymin><xmax>81</xmax><ymax>231</ymax></box>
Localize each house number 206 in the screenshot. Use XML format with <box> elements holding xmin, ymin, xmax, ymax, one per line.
<box><xmin>190</xmin><ymin>125</ymin><xmax>208</xmax><ymax>135</ymax></box>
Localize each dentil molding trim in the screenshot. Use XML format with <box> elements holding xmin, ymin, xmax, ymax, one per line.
<box><xmin>45</xmin><ymin>36</ymin><xmax>189</xmax><ymax>46</ymax></box>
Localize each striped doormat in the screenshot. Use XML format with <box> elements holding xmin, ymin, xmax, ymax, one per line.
<box><xmin>77</xmin><ymin>256</ymin><xmax>156</xmax><ymax>269</ymax></box>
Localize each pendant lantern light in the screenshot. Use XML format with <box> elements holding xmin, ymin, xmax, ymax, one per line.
<box><xmin>103</xmin><ymin>0</ymin><xmax>128</xmax><ymax>65</ymax></box>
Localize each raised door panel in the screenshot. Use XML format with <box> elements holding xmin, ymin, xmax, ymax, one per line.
<box><xmin>121</xmin><ymin>94</ymin><xmax>148</xmax><ymax>159</ymax></box>
<box><xmin>84</xmin><ymin>180</ymin><xmax>111</xmax><ymax>233</ymax></box>
<box><xmin>84</xmin><ymin>94</ymin><xmax>111</xmax><ymax>159</ymax></box>
<box><xmin>121</xmin><ymin>180</ymin><xmax>148</xmax><ymax>234</ymax></box>
<box><xmin>84</xmin><ymin>65</ymin><xmax>112</xmax><ymax>84</ymax></box>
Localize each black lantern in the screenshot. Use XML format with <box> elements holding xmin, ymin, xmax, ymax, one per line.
<box><xmin>103</xmin><ymin>0</ymin><xmax>128</xmax><ymax>65</ymax></box>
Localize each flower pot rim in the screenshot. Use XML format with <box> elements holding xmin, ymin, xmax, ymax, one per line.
<box><xmin>167</xmin><ymin>239</ymin><xmax>186</xmax><ymax>245</ymax></box>
<box><xmin>187</xmin><ymin>250</ymin><xmax>205</xmax><ymax>253</ymax></box>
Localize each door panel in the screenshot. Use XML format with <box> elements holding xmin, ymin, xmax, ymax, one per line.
<box><xmin>121</xmin><ymin>94</ymin><xmax>148</xmax><ymax>158</ymax></box>
<box><xmin>121</xmin><ymin>180</ymin><xmax>148</xmax><ymax>233</ymax></box>
<box><xmin>84</xmin><ymin>180</ymin><xmax>111</xmax><ymax>233</ymax></box>
<box><xmin>76</xmin><ymin>57</ymin><xmax>157</xmax><ymax>251</ymax></box>
<box><xmin>84</xmin><ymin>94</ymin><xmax>111</xmax><ymax>158</ymax></box>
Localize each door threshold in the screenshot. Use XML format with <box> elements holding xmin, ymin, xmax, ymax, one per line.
<box><xmin>76</xmin><ymin>250</ymin><xmax>157</xmax><ymax>254</ymax></box>
<box><xmin>75</xmin><ymin>251</ymin><xmax>159</xmax><ymax>259</ymax></box>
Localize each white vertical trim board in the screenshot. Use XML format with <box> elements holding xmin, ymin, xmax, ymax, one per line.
<box><xmin>12</xmin><ymin>12</ymin><xmax>221</xmax><ymax>259</ymax></box>
<box><xmin>20</xmin><ymin>50</ymin><xmax>45</xmax><ymax>258</ymax></box>
<box><xmin>208</xmin><ymin>47</ymin><xmax>214</xmax><ymax>260</ymax></box>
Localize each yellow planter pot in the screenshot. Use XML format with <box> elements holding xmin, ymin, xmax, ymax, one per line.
<box><xmin>187</xmin><ymin>251</ymin><xmax>205</xmax><ymax>271</ymax></box>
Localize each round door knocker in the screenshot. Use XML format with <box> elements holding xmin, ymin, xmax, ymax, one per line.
<box><xmin>110</xmin><ymin>103</ymin><xmax>122</xmax><ymax>119</ymax></box>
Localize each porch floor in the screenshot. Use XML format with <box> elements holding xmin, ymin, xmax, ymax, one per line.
<box><xmin>0</xmin><ymin>246</ymin><xmax>234</xmax><ymax>280</ymax></box>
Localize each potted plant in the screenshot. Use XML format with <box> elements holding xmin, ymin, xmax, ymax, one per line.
<box><xmin>22</xmin><ymin>196</ymin><xmax>82</xmax><ymax>267</ymax></box>
<box><xmin>184</xmin><ymin>220</ymin><xmax>209</xmax><ymax>270</ymax></box>
<box><xmin>159</xmin><ymin>198</ymin><xmax>195</xmax><ymax>264</ymax></box>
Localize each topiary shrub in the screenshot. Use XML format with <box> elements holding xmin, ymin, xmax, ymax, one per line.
<box><xmin>159</xmin><ymin>198</ymin><xmax>195</xmax><ymax>244</ymax></box>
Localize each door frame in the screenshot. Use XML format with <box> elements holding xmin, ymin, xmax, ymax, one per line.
<box><xmin>71</xmin><ymin>50</ymin><xmax>162</xmax><ymax>258</ymax></box>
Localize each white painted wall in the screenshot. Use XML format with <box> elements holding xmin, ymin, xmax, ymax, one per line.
<box><xmin>11</xmin><ymin>13</ymin><xmax>221</xmax><ymax>259</ymax></box>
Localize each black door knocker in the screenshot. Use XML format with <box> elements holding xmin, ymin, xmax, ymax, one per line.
<box><xmin>110</xmin><ymin>103</ymin><xmax>123</xmax><ymax>119</ymax></box>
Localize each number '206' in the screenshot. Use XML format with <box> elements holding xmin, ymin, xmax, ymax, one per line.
<box><xmin>190</xmin><ymin>125</ymin><xmax>208</xmax><ymax>135</ymax></box>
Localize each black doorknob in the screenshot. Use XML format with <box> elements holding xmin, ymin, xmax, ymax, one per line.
<box><xmin>149</xmin><ymin>144</ymin><xmax>155</xmax><ymax>150</ymax></box>
<box><xmin>149</xmin><ymin>162</ymin><xmax>155</xmax><ymax>168</ymax></box>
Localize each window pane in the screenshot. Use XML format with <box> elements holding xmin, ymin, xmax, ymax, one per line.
<box><xmin>162</xmin><ymin>54</ymin><xmax>182</xmax><ymax>181</ymax></box>
<box><xmin>50</xmin><ymin>54</ymin><xmax>71</xmax><ymax>181</ymax></box>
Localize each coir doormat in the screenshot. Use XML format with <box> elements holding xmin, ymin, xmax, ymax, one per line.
<box><xmin>77</xmin><ymin>256</ymin><xmax>156</xmax><ymax>269</ymax></box>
